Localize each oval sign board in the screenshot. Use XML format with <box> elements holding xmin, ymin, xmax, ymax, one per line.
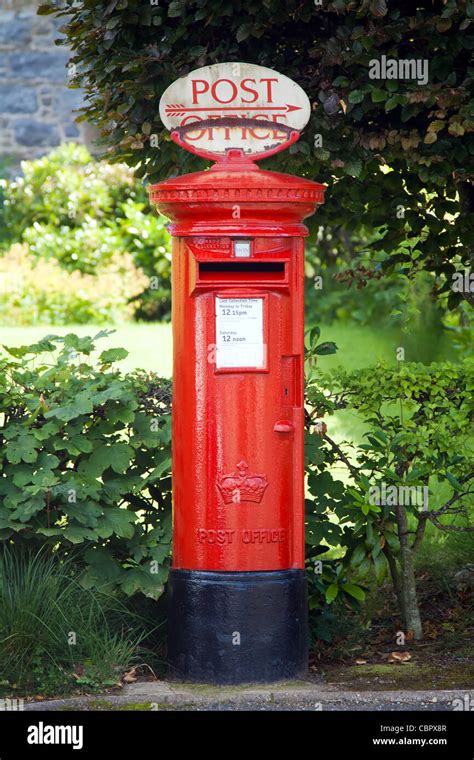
<box><xmin>159</xmin><ymin>62</ymin><xmax>311</xmax><ymax>158</ymax></box>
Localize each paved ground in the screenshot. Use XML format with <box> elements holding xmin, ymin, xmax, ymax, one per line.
<box><xmin>24</xmin><ymin>680</ymin><xmax>473</xmax><ymax>711</ymax></box>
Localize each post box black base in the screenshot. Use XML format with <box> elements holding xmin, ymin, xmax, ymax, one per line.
<box><xmin>167</xmin><ymin>568</ymin><xmax>308</xmax><ymax>684</ymax></box>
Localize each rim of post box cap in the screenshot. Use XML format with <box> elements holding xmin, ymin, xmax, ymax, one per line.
<box><xmin>148</xmin><ymin>118</ymin><xmax>327</xmax><ymax>237</ymax></box>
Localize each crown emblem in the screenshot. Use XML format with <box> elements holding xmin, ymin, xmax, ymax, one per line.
<box><xmin>216</xmin><ymin>460</ymin><xmax>269</xmax><ymax>505</ymax></box>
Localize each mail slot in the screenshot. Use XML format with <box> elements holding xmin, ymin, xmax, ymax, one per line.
<box><xmin>194</xmin><ymin>255</ymin><xmax>288</xmax><ymax>289</ymax></box>
<box><xmin>199</xmin><ymin>260</ymin><xmax>285</xmax><ymax>275</ymax></box>
<box><xmin>148</xmin><ymin>142</ymin><xmax>326</xmax><ymax>684</ymax></box>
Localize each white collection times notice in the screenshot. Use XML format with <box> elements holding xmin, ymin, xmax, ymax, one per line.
<box><xmin>215</xmin><ymin>297</ymin><xmax>265</xmax><ymax>369</ymax></box>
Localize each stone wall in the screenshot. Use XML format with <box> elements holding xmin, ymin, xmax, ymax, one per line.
<box><xmin>0</xmin><ymin>0</ymin><xmax>93</xmax><ymax>169</ymax></box>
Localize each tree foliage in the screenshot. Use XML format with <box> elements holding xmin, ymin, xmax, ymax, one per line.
<box><xmin>41</xmin><ymin>0</ymin><xmax>474</xmax><ymax>305</ymax></box>
<box><xmin>305</xmin><ymin>354</ymin><xmax>474</xmax><ymax>638</ymax></box>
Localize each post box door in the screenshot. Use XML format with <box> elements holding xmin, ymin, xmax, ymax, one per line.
<box><xmin>171</xmin><ymin>236</ymin><xmax>305</xmax><ymax>572</ymax></box>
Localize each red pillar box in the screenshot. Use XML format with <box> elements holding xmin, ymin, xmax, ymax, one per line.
<box><xmin>148</xmin><ymin>63</ymin><xmax>326</xmax><ymax>684</ymax></box>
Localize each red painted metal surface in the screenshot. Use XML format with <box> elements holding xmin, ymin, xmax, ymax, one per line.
<box><xmin>148</xmin><ymin>153</ymin><xmax>325</xmax><ymax>572</ymax></box>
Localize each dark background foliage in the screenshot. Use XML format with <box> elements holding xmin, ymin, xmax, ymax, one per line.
<box><xmin>41</xmin><ymin>0</ymin><xmax>474</xmax><ymax>307</ymax></box>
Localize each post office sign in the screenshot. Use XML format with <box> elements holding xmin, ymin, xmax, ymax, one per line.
<box><xmin>159</xmin><ymin>62</ymin><xmax>311</xmax><ymax>157</ymax></box>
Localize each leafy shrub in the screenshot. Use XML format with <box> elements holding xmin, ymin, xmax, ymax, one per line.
<box><xmin>0</xmin><ymin>547</ymin><xmax>146</xmax><ymax>695</ymax></box>
<box><xmin>0</xmin><ymin>144</ymin><xmax>172</xmax><ymax>321</ymax></box>
<box><xmin>3</xmin><ymin>328</ymin><xmax>468</xmax><ymax>648</ymax></box>
<box><xmin>0</xmin><ymin>328</ymin><xmax>349</xmax><ymax>640</ymax></box>
<box><xmin>0</xmin><ymin>332</ymin><xmax>172</xmax><ymax>599</ymax></box>
<box><xmin>305</xmin><ymin>355</ymin><xmax>474</xmax><ymax>639</ymax></box>
<box><xmin>0</xmin><ymin>144</ymin><xmax>137</xmax><ymax>241</ymax></box>
<box><xmin>22</xmin><ymin>200</ymin><xmax>170</xmax><ymax>280</ymax></box>
<box><xmin>443</xmin><ymin>301</ymin><xmax>474</xmax><ymax>360</ymax></box>
<box><xmin>23</xmin><ymin>220</ymin><xmax>126</xmax><ymax>274</ymax></box>
<box><xmin>116</xmin><ymin>201</ymin><xmax>172</xmax><ymax>321</ymax></box>
<box><xmin>0</xmin><ymin>244</ymin><xmax>149</xmax><ymax>325</ymax></box>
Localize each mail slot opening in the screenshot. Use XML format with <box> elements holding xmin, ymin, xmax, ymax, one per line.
<box><xmin>198</xmin><ymin>261</ymin><xmax>286</xmax><ymax>283</ymax></box>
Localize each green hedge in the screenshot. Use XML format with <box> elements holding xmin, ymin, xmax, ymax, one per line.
<box><xmin>0</xmin><ymin>332</ymin><xmax>172</xmax><ymax>599</ymax></box>
<box><xmin>2</xmin><ymin>329</ymin><xmax>470</xmax><ymax>642</ymax></box>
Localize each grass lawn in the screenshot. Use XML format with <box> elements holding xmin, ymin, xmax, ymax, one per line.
<box><xmin>317</xmin><ymin>321</ymin><xmax>457</xmax><ymax>372</ymax></box>
<box><xmin>1</xmin><ymin>319</ymin><xmax>455</xmax><ymax>378</ymax></box>
<box><xmin>0</xmin><ymin>320</ymin><xmax>402</xmax><ymax>382</ymax></box>
<box><xmin>0</xmin><ymin>323</ymin><xmax>174</xmax><ymax>378</ymax></box>
<box><xmin>1</xmin><ymin>319</ymin><xmax>455</xmax><ymax>447</ymax></box>
<box><xmin>310</xmin><ymin>320</ymin><xmax>457</xmax><ymax>447</ymax></box>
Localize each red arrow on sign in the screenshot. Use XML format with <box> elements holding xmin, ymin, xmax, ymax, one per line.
<box><xmin>164</xmin><ymin>103</ymin><xmax>302</xmax><ymax>116</ymax></box>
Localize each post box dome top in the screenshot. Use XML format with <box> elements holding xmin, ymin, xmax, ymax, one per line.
<box><xmin>148</xmin><ymin>156</ymin><xmax>326</xmax><ymax>237</ymax></box>
<box><xmin>159</xmin><ymin>62</ymin><xmax>311</xmax><ymax>161</ymax></box>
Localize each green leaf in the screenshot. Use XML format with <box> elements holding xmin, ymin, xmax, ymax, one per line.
<box><xmin>315</xmin><ymin>341</ymin><xmax>338</xmax><ymax>356</ymax></box>
<box><xmin>12</xmin><ymin>466</ymin><xmax>33</xmax><ymax>488</ymax></box>
<box><xmin>84</xmin><ymin>547</ymin><xmax>123</xmax><ymax>585</ymax></box>
<box><xmin>5</xmin><ymin>433</ymin><xmax>38</xmax><ymax>465</ymax></box>
<box><xmin>347</xmin><ymin>487</ymin><xmax>364</xmax><ymax>503</ymax></box>
<box><xmin>117</xmin><ymin>102</ymin><xmax>132</xmax><ymax>115</ymax></box>
<box><xmin>168</xmin><ymin>1</ymin><xmax>182</xmax><ymax>17</ymax></box>
<box><xmin>356</xmin><ymin>556</ymin><xmax>372</xmax><ymax>578</ymax></box>
<box><xmin>345</xmin><ymin>158</ymin><xmax>362</xmax><ymax>178</ymax></box>
<box><xmin>149</xmin><ymin>457</ymin><xmax>172</xmax><ymax>480</ymax></box>
<box><xmin>365</xmin><ymin>521</ymin><xmax>374</xmax><ymax>547</ymax></box>
<box><xmin>62</xmin><ymin>334</ymin><xmax>96</xmax><ymax>354</ymax></box>
<box><xmin>64</xmin><ymin>526</ymin><xmax>97</xmax><ymax>544</ymax></box>
<box><xmin>342</xmin><ymin>583</ymin><xmax>366</xmax><ymax>601</ymax></box>
<box><xmin>371</xmin><ymin>88</ymin><xmax>386</xmax><ymax>103</ymax></box>
<box><xmin>91</xmin><ymin>382</ymin><xmax>128</xmax><ymax>404</ymax></box>
<box><xmin>348</xmin><ymin>90</ymin><xmax>364</xmax><ymax>104</ymax></box>
<box><xmin>99</xmin><ymin>347</ymin><xmax>129</xmax><ymax>363</ymax></box>
<box><xmin>373</xmin><ymin>552</ymin><xmax>388</xmax><ymax>584</ymax></box>
<box><xmin>87</xmin><ymin>442</ymin><xmax>134</xmax><ymax>476</ymax></box>
<box><xmin>350</xmin><ymin>543</ymin><xmax>367</xmax><ymax>567</ymax></box>
<box><xmin>64</xmin><ymin>501</ymin><xmax>103</xmax><ymax>526</ymax></box>
<box><xmin>45</xmin><ymin>392</ymin><xmax>94</xmax><ymax>422</ymax></box>
<box><xmin>37</xmin><ymin>5</ymin><xmax>55</xmax><ymax>15</ymax></box>
<box><xmin>120</xmin><ymin>568</ymin><xmax>166</xmax><ymax>599</ymax></box>
<box><xmin>68</xmin><ymin>436</ymin><xmax>94</xmax><ymax>454</ymax></box>
<box><xmin>31</xmin><ymin>470</ymin><xmax>59</xmax><ymax>488</ymax></box>
<box><xmin>106</xmin><ymin>16</ymin><xmax>122</xmax><ymax>29</ymax></box>
<box><xmin>385</xmin><ymin>95</ymin><xmax>400</xmax><ymax>111</ymax></box>
<box><xmin>236</xmin><ymin>25</ymin><xmax>251</xmax><ymax>42</ymax></box>
<box><xmin>325</xmin><ymin>583</ymin><xmax>339</xmax><ymax>603</ymax></box>
<box><xmin>384</xmin><ymin>531</ymin><xmax>400</xmax><ymax>555</ymax></box>
<box><xmin>99</xmin><ymin>508</ymin><xmax>136</xmax><ymax>539</ymax></box>
<box><xmin>37</xmin><ymin>452</ymin><xmax>60</xmax><ymax>469</ymax></box>
<box><xmin>11</xmin><ymin>495</ymin><xmax>46</xmax><ymax>522</ymax></box>
<box><xmin>446</xmin><ymin>471</ymin><xmax>462</xmax><ymax>490</ymax></box>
